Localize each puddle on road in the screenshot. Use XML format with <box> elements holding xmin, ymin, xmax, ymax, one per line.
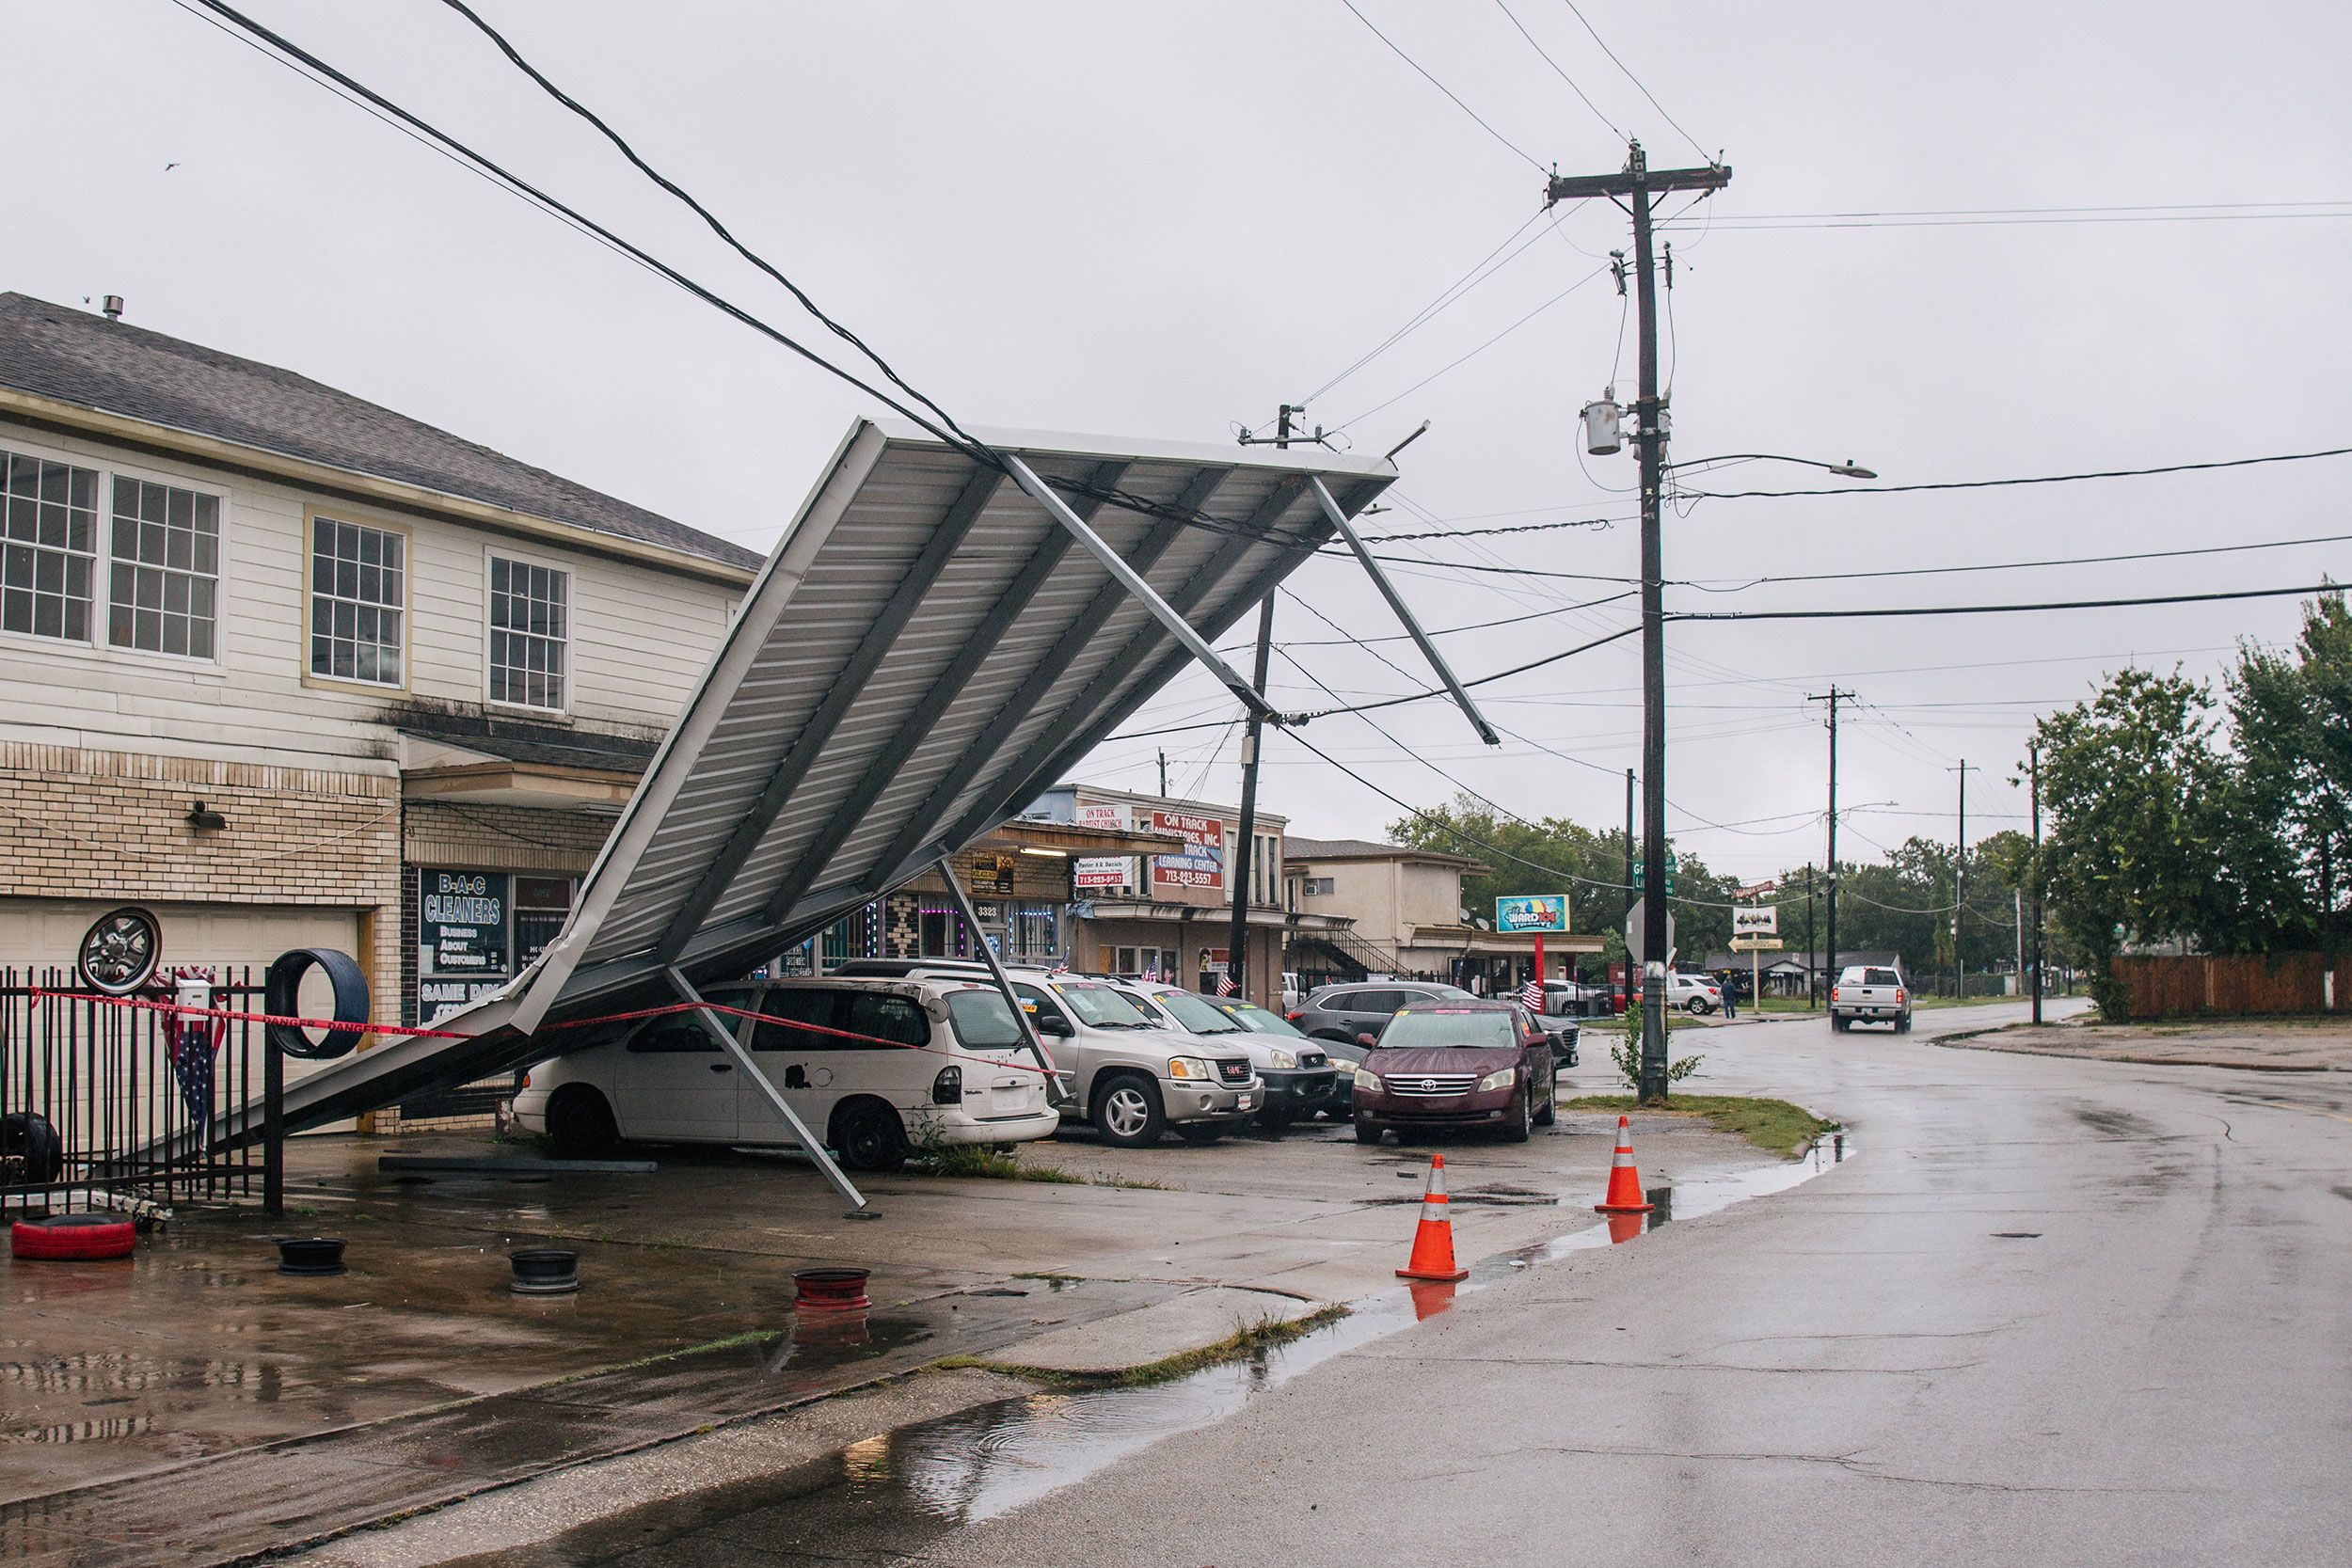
<box><xmin>461</xmin><ymin>1136</ymin><xmax>1855</xmax><ymax>1565</ymax></box>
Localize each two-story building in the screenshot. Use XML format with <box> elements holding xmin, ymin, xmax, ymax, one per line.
<box><xmin>1281</xmin><ymin>835</ymin><xmax>1602</xmax><ymax>991</ymax></box>
<box><xmin>0</xmin><ymin>293</ymin><xmax>757</xmax><ymax>1118</ymax></box>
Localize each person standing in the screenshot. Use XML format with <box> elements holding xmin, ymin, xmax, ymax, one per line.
<box><xmin>1720</xmin><ymin>968</ymin><xmax>1738</xmax><ymax>1020</ymax></box>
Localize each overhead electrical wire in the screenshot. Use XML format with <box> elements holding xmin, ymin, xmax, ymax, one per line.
<box><xmin>1489</xmin><ymin>0</ymin><xmax>1624</xmax><ymax>142</ymax></box>
<box><xmin>1681</xmin><ymin>528</ymin><xmax>2352</xmax><ymax>592</ymax></box>
<box><xmin>1331</xmin><ymin>265</ymin><xmax>1613</xmax><ymax>432</ymax></box>
<box><xmin>1677</xmin><ymin>581</ymin><xmax>2345</xmax><ymax>625</ymax></box>
<box><xmin>1678</xmin><ymin>445</ymin><xmax>2352</xmax><ymax>500</ymax></box>
<box><xmin>1556</xmin><ymin>0</ymin><xmax>1712</xmax><ymax>162</ymax></box>
<box><xmin>1662</xmin><ymin>202</ymin><xmax>2352</xmax><ymax>231</ymax></box>
<box><xmin>1337</xmin><ymin>0</ymin><xmax>1549</xmax><ymax>172</ymax></box>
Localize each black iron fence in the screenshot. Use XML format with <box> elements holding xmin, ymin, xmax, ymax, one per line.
<box><xmin>0</xmin><ymin>966</ymin><xmax>279</xmax><ymax>1214</ymax></box>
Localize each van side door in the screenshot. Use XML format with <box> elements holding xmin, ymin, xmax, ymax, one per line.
<box><xmin>738</xmin><ymin>986</ymin><xmax>844</xmax><ymax>1144</ymax></box>
<box><xmin>616</xmin><ymin>1014</ymin><xmax>741</xmax><ymax>1144</ymax></box>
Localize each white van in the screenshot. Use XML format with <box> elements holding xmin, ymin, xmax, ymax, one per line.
<box><xmin>511</xmin><ymin>975</ymin><xmax>1059</xmax><ymax>1171</ymax></box>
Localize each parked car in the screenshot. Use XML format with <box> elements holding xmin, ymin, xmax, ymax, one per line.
<box><xmin>850</xmin><ymin>962</ymin><xmax>1262</xmax><ymax>1148</ymax></box>
<box><xmin>1291</xmin><ymin>981</ymin><xmax>1474</xmax><ymax>1046</ymax></box>
<box><xmin>1111</xmin><ymin>981</ymin><xmax>1342</xmax><ymax>1129</ymax></box>
<box><xmin>1527</xmin><ymin>986</ymin><xmax>1584</xmax><ymax>1066</ymax></box>
<box><xmin>512</xmin><ymin>974</ymin><xmax>1059</xmax><ymax>1171</ymax></box>
<box><xmin>1280</xmin><ymin>971</ymin><xmax>1305</xmax><ymax>1013</ymax></box>
<box><xmin>1351</xmin><ymin>1000</ymin><xmax>1560</xmax><ymax>1144</ymax></box>
<box><xmin>1215</xmin><ymin>999</ymin><xmax>1358</xmax><ymax>1122</ymax></box>
<box><xmin>1831</xmin><ymin>964</ymin><xmax>1912</xmax><ymax>1033</ymax></box>
<box><xmin>1631</xmin><ymin>971</ymin><xmax>1724</xmax><ymax>1015</ymax></box>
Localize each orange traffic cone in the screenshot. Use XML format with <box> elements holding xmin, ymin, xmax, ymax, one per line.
<box><xmin>1395</xmin><ymin>1153</ymin><xmax>1470</xmax><ymax>1282</ymax></box>
<box><xmin>1594</xmin><ymin>1115</ymin><xmax>1656</xmax><ymax>1213</ymax></box>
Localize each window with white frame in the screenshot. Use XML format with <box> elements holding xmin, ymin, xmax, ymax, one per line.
<box><xmin>1</xmin><ymin>448</ymin><xmax>99</xmax><ymax>643</ymax></box>
<box><xmin>487</xmin><ymin>555</ymin><xmax>568</xmax><ymax>710</ymax></box>
<box><xmin>108</xmin><ymin>477</ymin><xmax>220</xmax><ymax>659</ymax></box>
<box><xmin>1252</xmin><ymin>833</ymin><xmax>1280</xmax><ymax>905</ymax></box>
<box><xmin>310</xmin><ymin>515</ymin><xmax>404</xmax><ymax>686</ymax></box>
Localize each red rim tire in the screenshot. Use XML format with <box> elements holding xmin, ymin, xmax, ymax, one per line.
<box><xmin>12</xmin><ymin>1213</ymin><xmax>135</xmax><ymax>1261</ymax></box>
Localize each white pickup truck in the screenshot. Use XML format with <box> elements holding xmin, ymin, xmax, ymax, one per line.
<box><xmin>1830</xmin><ymin>964</ymin><xmax>1912</xmax><ymax>1033</ymax></box>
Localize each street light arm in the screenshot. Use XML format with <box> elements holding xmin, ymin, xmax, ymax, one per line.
<box><xmin>1664</xmin><ymin>452</ymin><xmax>1878</xmax><ymax>479</ymax></box>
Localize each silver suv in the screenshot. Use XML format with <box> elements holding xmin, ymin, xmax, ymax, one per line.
<box><xmin>853</xmin><ymin>962</ymin><xmax>1262</xmax><ymax>1147</ymax></box>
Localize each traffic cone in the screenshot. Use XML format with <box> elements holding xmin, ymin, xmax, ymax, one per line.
<box><xmin>1594</xmin><ymin>1115</ymin><xmax>1656</xmax><ymax>1213</ymax></box>
<box><xmin>1395</xmin><ymin>1153</ymin><xmax>1470</xmax><ymax>1282</ymax></box>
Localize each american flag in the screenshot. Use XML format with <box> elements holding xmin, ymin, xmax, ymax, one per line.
<box><xmin>1518</xmin><ymin>976</ymin><xmax>1544</xmax><ymax>1011</ymax></box>
<box><xmin>1216</xmin><ymin>971</ymin><xmax>1236</xmax><ymax>997</ymax></box>
<box><xmin>168</xmin><ymin>967</ymin><xmax>224</xmax><ymax>1139</ymax></box>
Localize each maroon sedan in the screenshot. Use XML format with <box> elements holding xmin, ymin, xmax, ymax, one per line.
<box><xmin>1351</xmin><ymin>1001</ymin><xmax>1560</xmax><ymax>1144</ymax></box>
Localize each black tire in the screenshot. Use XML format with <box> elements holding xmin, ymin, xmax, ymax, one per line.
<box><xmin>1500</xmin><ymin>1090</ymin><xmax>1532</xmax><ymax>1143</ymax></box>
<box><xmin>1831</xmin><ymin>1015</ymin><xmax>1850</xmax><ymax>1033</ymax></box>
<box><xmin>1355</xmin><ymin>1122</ymin><xmax>1383</xmax><ymax>1144</ymax></box>
<box><xmin>1090</xmin><ymin>1073</ymin><xmax>1168</xmax><ymax>1148</ymax></box>
<box><xmin>1687</xmin><ymin>999</ymin><xmax>1714</xmax><ymax>1016</ymax></box>
<box><xmin>264</xmin><ymin>947</ymin><xmax>372</xmax><ymax>1060</ymax></box>
<box><xmin>832</xmin><ymin>1101</ymin><xmax>908</xmax><ymax>1173</ymax></box>
<box><xmin>2</xmin><ymin>1111</ymin><xmax>64</xmax><ymax>1184</ymax></box>
<box><xmin>1896</xmin><ymin>1016</ymin><xmax>1913</xmax><ymax>1035</ymax></box>
<box><xmin>1534</xmin><ymin>1089</ymin><xmax>1557</xmax><ymax>1128</ymax></box>
<box><xmin>546</xmin><ymin>1086</ymin><xmax>619</xmax><ymax>1160</ymax></box>
<box><xmin>1175</xmin><ymin>1124</ymin><xmax>1224</xmax><ymax>1146</ymax></box>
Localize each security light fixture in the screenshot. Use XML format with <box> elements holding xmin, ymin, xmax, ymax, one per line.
<box><xmin>186</xmin><ymin>800</ymin><xmax>228</xmax><ymax>831</ymax></box>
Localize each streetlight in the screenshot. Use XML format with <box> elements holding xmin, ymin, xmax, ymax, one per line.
<box><xmin>1661</xmin><ymin>452</ymin><xmax>1878</xmax><ymax>481</ymax></box>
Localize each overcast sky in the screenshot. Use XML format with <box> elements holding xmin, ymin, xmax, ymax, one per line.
<box><xmin>7</xmin><ymin>1</ymin><xmax>2348</xmax><ymax>894</ymax></box>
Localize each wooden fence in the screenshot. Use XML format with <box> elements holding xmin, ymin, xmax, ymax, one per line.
<box><xmin>2109</xmin><ymin>953</ymin><xmax>2352</xmax><ymax>1020</ymax></box>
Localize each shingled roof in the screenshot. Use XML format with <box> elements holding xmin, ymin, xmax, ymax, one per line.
<box><xmin>0</xmin><ymin>293</ymin><xmax>758</xmax><ymax>571</ymax></box>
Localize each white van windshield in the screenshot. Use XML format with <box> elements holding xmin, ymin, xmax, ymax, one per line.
<box><xmin>946</xmin><ymin>990</ymin><xmax>1025</xmax><ymax>1049</ymax></box>
<box><xmin>1152</xmin><ymin>990</ymin><xmax>1248</xmax><ymax>1035</ymax></box>
<box><xmin>1053</xmin><ymin>983</ymin><xmax>1152</xmax><ymax>1028</ymax></box>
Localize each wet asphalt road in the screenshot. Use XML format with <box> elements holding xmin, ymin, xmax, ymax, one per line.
<box><xmin>480</xmin><ymin>1002</ymin><xmax>2351</xmax><ymax>1567</ymax></box>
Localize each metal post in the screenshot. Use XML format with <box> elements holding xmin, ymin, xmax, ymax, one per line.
<box><xmin>1309</xmin><ymin>478</ymin><xmax>1500</xmax><ymax>746</ymax></box>
<box><xmin>663</xmin><ymin>965</ymin><xmax>871</xmax><ymax>1217</ymax></box>
<box><xmin>935</xmin><ymin>856</ymin><xmax>1069</xmax><ymax>1106</ymax></box>
<box><xmin>1629</xmin><ymin>150</ymin><xmax>1671</xmax><ymax>1101</ymax></box>
<box><xmin>1227</xmin><ymin>594</ymin><xmax>1277</xmax><ymax>1005</ymax></box>
<box><xmin>1811</xmin><ymin>689</ymin><xmax>1850</xmax><ymax>1000</ymax></box>
<box><xmin>262</xmin><ymin>1031</ymin><xmax>283</xmax><ymax>1218</ymax></box>
<box><xmin>2029</xmin><ymin>742</ymin><xmax>2044</xmax><ymax>1025</ymax></box>
<box><xmin>1952</xmin><ymin>760</ymin><xmax>1977</xmax><ymax>1000</ymax></box>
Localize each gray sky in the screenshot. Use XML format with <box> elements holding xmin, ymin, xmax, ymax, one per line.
<box><xmin>7</xmin><ymin>0</ymin><xmax>2348</xmax><ymax>892</ymax></box>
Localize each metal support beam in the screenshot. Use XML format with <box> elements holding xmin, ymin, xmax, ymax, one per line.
<box><xmin>654</xmin><ymin>464</ymin><xmax>1005</xmax><ymax>960</ymax></box>
<box><xmin>1310</xmin><ymin>476</ymin><xmax>1500</xmax><ymax>746</ymax></box>
<box><xmin>1002</xmin><ymin>454</ymin><xmax>1279</xmax><ymax>723</ymax></box>
<box><xmin>663</xmin><ymin>965</ymin><xmax>872</xmax><ymax>1218</ymax></box>
<box><xmin>932</xmin><ymin>856</ymin><xmax>1071</xmax><ymax>1108</ymax></box>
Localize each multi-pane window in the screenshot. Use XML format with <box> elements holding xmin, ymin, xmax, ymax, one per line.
<box><xmin>487</xmin><ymin>556</ymin><xmax>568</xmax><ymax>710</ymax></box>
<box><xmin>1</xmin><ymin>448</ymin><xmax>98</xmax><ymax>642</ymax></box>
<box><xmin>108</xmin><ymin>478</ymin><xmax>220</xmax><ymax>658</ymax></box>
<box><xmin>310</xmin><ymin>515</ymin><xmax>404</xmax><ymax>686</ymax></box>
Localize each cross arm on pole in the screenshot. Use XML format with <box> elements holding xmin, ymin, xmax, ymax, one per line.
<box><xmin>1002</xmin><ymin>454</ymin><xmax>1280</xmax><ymax>724</ymax></box>
<box><xmin>1546</xmin><ymin>163</ymin><xmax>1731</xmax><ymax>204</ymax></box>
<box><xmin>1310</xmin><ymin>477</ymin><xmax>1501</xmax><ymax>746</ymax></box>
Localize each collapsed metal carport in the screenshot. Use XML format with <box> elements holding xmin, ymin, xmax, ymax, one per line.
<box><xmin>263</xmin><ymin>419</ymin><xmax>1405</xmax><ymax>1204</ymax></box>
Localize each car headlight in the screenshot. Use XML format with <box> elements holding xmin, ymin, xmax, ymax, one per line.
<box><xmin>1353</xmin><ymin>1067</ymin><xmax>1380</xmax><ymax>1090</ymax></box>
<box><xmin>1167</xmin><ymin>1056</ymin><xmax>1214</xmax><ymax>1080</ymax></box>
<box><xmin>1266</xmin><ymin>1049</ymin><xmax>1297</xmax><ymax>1070</ymax></box>
<box><xmin>1476</xmin><ymin>1066</ymin><xmax>1518</xmax><ymax>1092</ymax></box>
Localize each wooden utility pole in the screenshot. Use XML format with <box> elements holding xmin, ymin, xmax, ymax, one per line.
<box><xmin>1548</xmin><ymin>143</ymin><xmax>1730</xmax><ymax>1100</ymax></box>
<box><xmin>1951</xmin><ymin>760</ymin><xmax>1979</xmax><ymax>1000</ymax></box>
<box><xmin>1808</xmin><ymin>689</ymin><xmax>1853</xmax><ymax>998</ymax></box>
<box><xmin>2029</xmin><ymin>742</ymin><xmax>2044</xmax><ymax>1024</ymax></box>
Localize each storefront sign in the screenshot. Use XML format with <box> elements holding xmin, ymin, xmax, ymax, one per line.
<box><xmin>968</xmin><ymin>851</ymin><xmax>1017</xmax><ymax>895</ymax></box>
<box><xmin>1150</xmin><ymin>810</ymin><xmax>1225</xmax><ymax>890</ymax></box>
<box><xmin>1076</xmin><ymin>800</ymin><xmax>1132</xmax><ymax>832</ymax></box>
<box><xmin>1074</xmin><ymin>855</ymin><xmax>1133</xmax><ymax>889</ymax></box>
<box><xmin>420</xmin><ymin>870</ymin><xmax>508</xmax><ymax>975</ymax></box>
<box><xmin>1733</xmin><ymin>905</ymin><xmax>1779</xmax><ymax>936</ymax></box>
<box><xmin>1496</xmin><ymin>895</ymin><xmax>1570</xmax><ymax>933</ymax></box>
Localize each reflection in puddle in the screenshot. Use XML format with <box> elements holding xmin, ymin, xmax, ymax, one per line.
<box><xmin>486</xmin><ymin>1143</ymin><xmax>1858</xmax><ymax>1564</ymax></box>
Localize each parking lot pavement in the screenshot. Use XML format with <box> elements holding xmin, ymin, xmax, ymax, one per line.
<box><xmin>0</xmin><ymin>1099</ymin><xmax>1799</xmax><ymax>1563</ymax></box>
<box><xmin>1932</xmin><ymin>1011</ymin><xmax>2352</xmax><ymax>1071</ymax></box>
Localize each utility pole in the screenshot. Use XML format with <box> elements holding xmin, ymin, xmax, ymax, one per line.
<box><xmin>1156</xmin><ymin>749</ymin><xmax>1168</xmax><ymax>799</ymax></box>
<box><xmin>1808</xmin><ymin>689</ymin><xmax>1852</xmax><ymax>1000</ymax></box>
<box><xmin>1950</xmin><ymin>760</ymin><xmax>1979</xmax><ymax>1000</ymax></box>
<box><xmin>1225</xmin><ymin>593</ymin><xmax>1277</xmax><ymax>1005</ymax></box>
<box><xmin>1805</xmin><ymin>864</ymin><xmax>1818</xmax><ymax>1008</ymax></box>
<box><xmin>1623</xmin><ymin>767</ymin><xmax>1638</xmax><ymax>928</ymax></box>
<box><xmin>1548</xmin><ymin>142</ymin><xmax>1731</xmax><ymax>1101</ymax></box>
<box><xmin>2029</xmin><ymin>742</ymin><xmax>2044</xmax><ymax>1025</ymax></box>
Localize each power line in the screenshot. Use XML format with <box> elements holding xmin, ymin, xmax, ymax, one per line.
<box><xmin>1556</xmin><ymin>0</ymin><xmax>1712</xmax><ymax>162</ymax></box>
<box><xmin>1678</xmin><ymin>445</ymin><xmax>2352</xmax><ymax>500</ymax></box>
<box><xmin>1677</xmin><ymin>581</ymin><xmax>2344</xmax><ymax>626</ymax></box>
<box><xmin>1337</xmin><ymin>0</ymin><xmax>1548</xmax><ymax>173</ymax></box>
<box><xmin>1332</xmin><ymin>265</ymin><xmax>1612</xmax><ymax>431</ymax></box>
<box><xmin>1489</xmin><ymin>0</ymin><xmax>1623</xmax><ymax>142</ymax></box>
<box><xmin>1682</xmin><ymin>527</ymin><xmax>2352</xmax><ymax>591</ymax></box>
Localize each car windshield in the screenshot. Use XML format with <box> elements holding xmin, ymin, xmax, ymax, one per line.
<box><xmin>1053</xmin><ymin>983</ymin><xmax>1152</xmax><ymax>1028</ymax></box>
<box><xmin>1151</xmin><ymin>990</ymin><xmax>1245</xmax><ymax>1034</ymax></box>
<box><xmin>1375</xmin><ymin>1009</ymin><xmax>1518</xmax><ymax>1050</ymax></box>
<box><xmin>1863</xmin><ymin>968</ymin><xmax>1901</xmax><ymax>987</ymax></box>
<box><xmin>1221</xmin><ymin>1002</ymin><xmax>1307</xmax><ymax>1037</ymax></box>
<box><xmin>945</xmin><ymin>990</ymin><xmax>1025</xmax><ymax>1049</ymax></box>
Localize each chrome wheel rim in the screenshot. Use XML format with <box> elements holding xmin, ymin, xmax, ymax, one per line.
<box><xmin>1104</xmin><ymin>1086</ymin><xmax>1150</xmax><ymax>1139</ymax></box>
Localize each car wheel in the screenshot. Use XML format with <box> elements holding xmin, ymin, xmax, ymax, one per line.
<box><xmin>1174</xmin><ymin>1124</ymin><xmax>1223</xmax><ymax>1146</ymax></box>
<box><xmin>546</xmin><ymin>1086</ymin><xmax>619</xmax><ymax>1160</ymax></box>
<box><xmin>1688</xmin><ymin>999</ymin><xmax>1714</xmax><ymax>1016</ymax></box>
<box><xmin>1091</xmin><ymin>1074</ymin><xmax>1167</xmax><ymax>1148</ymax></box>
<box><xmin>1500</xmin><ymin>1090</ymin><xmax>1532</xmax><ymax>1143</ymax></box>
<box><xmin>1534</xmin><ymin>1089</ymin><xmax>1557</xmax><ymax>1128</ymax></box>
<box><xmin>833</xmin><ymin>1101</ymin><xmax>908</xmax><ymax>1173</ymax></box>
<box><xmin>1831</xmin><ymin>1015</ymin><xmax>1850</xmax><ymax>1033</ymax></box>
<box><xmin>1355</xmin><ymin>1122</ymin><xmax>1383</xmax><ymax>1144</ymax></box>
<box><xmin>1896</xmin><ymin>1016</ymin><xmax>1912</xmax><ymax>1034</ymax></box>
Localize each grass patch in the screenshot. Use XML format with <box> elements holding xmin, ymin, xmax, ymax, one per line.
<box><xmin>908</xmin><ymin>1144</ymin><xmax>1088</xmax><ymax>1183</ymax></box>
<box><xmin>1565</xmin><ymin>1094</ymin><xmax>1838</xmax><ymax>1159</ymax></box>
<box><xmin>934</xmin><ymin>1304</ymin><xmax>1348</xmax><ymax>1388</ymax></box>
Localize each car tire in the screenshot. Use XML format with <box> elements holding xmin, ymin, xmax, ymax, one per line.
<box><xmin>1688</xmin><ymin>999</ymin><xmax>1714</xmax><ymax>1016</ymax></box>
<box><xmin>1896</xmin><ymin>1016</ymin><xmax>1912</xmax><ymax>1034</ymax></box>
<box><xmin>832</xmin><ymin>1100</ymin><xmax>908</xmax><ymax>1173</ymax></box>
<box><xmin>2</xmin><ymin>1111</ymin><xmax>65</xmax><ymax>1185</ymax></box>
<box><xmin>1090</xmin><ymin>1073</ymin><xmax>1167</xmax><ymax>1148</ymax></box>
<box><xmin>545</xmin><ymin>1086</ymin><xmax>619</xmax><ymax>1160</ymax></box>
<box><xmin>1831</xmin><ymin>1015</ymin><xmax>1850</xmax><ymax>1033</ymax></box>
<box><xmin>1534</xmin><ymin>1090</ymin><xmax>1557</xmax><ymax>1128</ymax></box>
<box><xmin>1500</xmin><ymin>1090</ymin><xmax>1532</xmax><ymax>1143</ymax></box>
<box><xmin>1355</xmin><ymin>1122</ymin><xmax>1383</xmax><ymax>1144</ymax></box>
<box><xmin>1174</xmin><ymin>1124</ymin><xmax>1223</xmax><ymax>1146</ymax></box>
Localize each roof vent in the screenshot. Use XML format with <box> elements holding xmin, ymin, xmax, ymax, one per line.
<box><xmin>102</xmin><ymin>295</ymin><xmax>124</xmax><ymax>322</ymax></box>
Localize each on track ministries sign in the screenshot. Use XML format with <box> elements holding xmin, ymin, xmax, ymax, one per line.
<box><xmin>1150</xmin><ymin>810</ymin><xmax>1225</xmax><ymax>891</ymax></box>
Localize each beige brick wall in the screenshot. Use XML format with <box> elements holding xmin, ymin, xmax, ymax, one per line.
<box><xmin>0</xmin><ymin>741</ymin><xmax>404</xmax><ymax>1029</ymax></box>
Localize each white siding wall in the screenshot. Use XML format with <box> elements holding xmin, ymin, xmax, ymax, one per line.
<box><xmin>0</xmin><ymin>417</ymin><xmax>741</xmax><ymax>765</ymax></box>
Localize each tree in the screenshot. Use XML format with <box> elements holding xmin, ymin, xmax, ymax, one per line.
<box><xmin>2230</xmin><ymin>592</ymin><xmax>2352</xmax><ymax>947</ymax></box>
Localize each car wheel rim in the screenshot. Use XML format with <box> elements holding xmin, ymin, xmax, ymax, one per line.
<box><xmin>1104</xmin><ymin>1088</ymin><xmax>1148</xmax><ymax>1137</ymax></box>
